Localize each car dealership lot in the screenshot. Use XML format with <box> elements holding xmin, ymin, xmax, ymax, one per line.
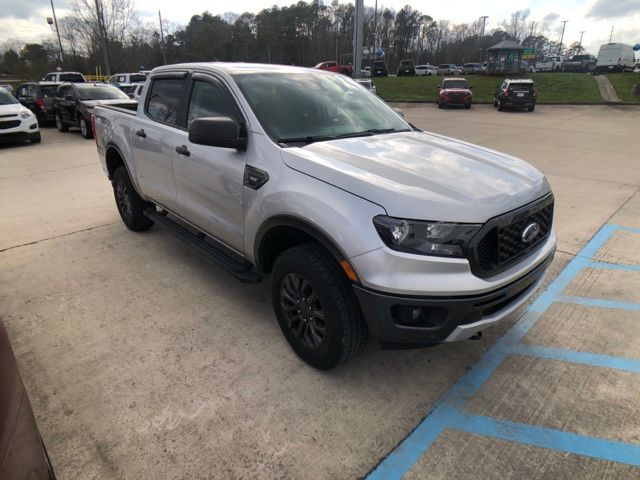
<box><xmin>1</xmin><ymin>105</ymin><xmax>639</xmax><ymax>479</ymax></box>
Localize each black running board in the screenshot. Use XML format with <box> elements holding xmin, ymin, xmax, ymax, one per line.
<box><xmin>144</xmin><ymin>208</ymin><xmax>262</xmax><ymax>284</ymax></box>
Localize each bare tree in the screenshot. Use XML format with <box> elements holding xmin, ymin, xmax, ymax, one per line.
<box><xmin>499</xmin><ymin>9</ymin><xmax>531</xmax><ymax>42</ymax></box>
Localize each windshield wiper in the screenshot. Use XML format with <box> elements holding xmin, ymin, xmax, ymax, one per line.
<box><xmin>277</xmin><ymin>135</ymin><xmax>334</xmax><ymax>146</ymax></box>
<box><xmin>277</xmin><ymin>128</ymin><xmax>411</xmax><ymax>147</ymax></box>
<box><xmin>333</xmin><ymin>128</ymin><xmax>410</xmax><ymax>139</ymax></box>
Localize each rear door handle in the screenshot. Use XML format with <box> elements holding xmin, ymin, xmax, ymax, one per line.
<box><xmin>135</xmin><ymin>129</ymin><xmax>146</xmax><ymax>138</ymax></box>
<box><xmin>175</xmin><ymin>145</ymin><xmax>190</xmax><ymax>157</ymax></box>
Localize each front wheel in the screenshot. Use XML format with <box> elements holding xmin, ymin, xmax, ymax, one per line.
<box><xmin>465</xmin><ymin>103</ymin><xmax>471</xmax><ymax>109</ymax></box>
<box><xmin>79</xmin><ymin>116</ymin><xmax>93</xmax><ymax>139</ymax></box>
<box><xmin>497</xmin><ymin>100</ymin><xmax>504</xmax><ymax>111</ymax></box>
<box><xmin>112</xmin><ymin>167</ymin><xmax>154</xmax><ymax>231</ymax></box>
<box><xmin>528</xmin><ymin>105</ymin><xmax>535</xmax><ymax>112</ymax></box>
<box><xmin>271</xmin><ymin>243</ymin><xmax>367</xmax><ymax>370</ymax></box>
<box><xmin>55</xmin><ymin>112</ymin><xmax>68</xmax><ymax>132</ymax></box>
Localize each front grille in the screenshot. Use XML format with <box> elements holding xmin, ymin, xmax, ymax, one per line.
<box><xmin>0</xmin><ymin>114</ymin><xmax>18</xmax><ymax>119</ymax></box>
<box><xmin>469</xmin><ymin>195</ymin><xmax>554</xmax><ymax>277</ymax></box>
<box><xmin>0</xmin><ymin>120</ymin><xmax>21</xmax><ymax>130</ymax></box>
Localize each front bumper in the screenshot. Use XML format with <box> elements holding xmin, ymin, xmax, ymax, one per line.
<box><xmin>353</xmin><ymin>251</ymin><xmax>553</xmax><ymax>346</ymax></box>
<box><xmin>440</xmin><ymin>97</ymin><xmax>471</xmax><ymax>105</ymax></box>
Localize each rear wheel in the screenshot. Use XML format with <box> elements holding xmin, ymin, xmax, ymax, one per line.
<box><xmin>528</xmin><ymin>105</ymin><xmax>535</xmax><ymax>112</ymax></box>
<box><xmin>465</xmin><ymin>103</ymin><xmax>471</xmax><ymax>109</ymax></box>
<box><xmin>271</xmin><ymin>243</ymin><xmax>367</xmax><ymax>370</ymax></box>
<box><xmin>112</xmin><ymin>167</ymin><xmax>154</xmax><ymax>231</ymax></box>
<box><xmin>55</xmin><ymin>112</ymin><xmax>68</xmax><ymax>132</ymax></box>
<box><xmin>497</xmin><ymin>100</ymin><xmax>504</xmax><ymax>111</ymax></box>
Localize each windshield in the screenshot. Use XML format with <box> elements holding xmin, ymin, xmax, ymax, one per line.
<box><xmin>401</xmin><ymin>60</ymin><xmax>413</xmax><ymax>65</ymax></box>
<box><xmin>509</xmin><ymin>83</ymin><xmax>534</xmax><ymax>91</ymax></box>
<box><xmin>0</xmin><ymin>88</ymin><xmax>18</xmax><ymax>105</ymax></box>
<box><xmin>129</xmin><ymin>74</ymin><xmax>146</xmax><ymax>83</ymax></box>
<box><xmin>373</xmin><ymin>61</ymin><xmax>385</xmax><ymax>67</ymax></box>
<box><xmin>233</xmin><ymin>72</ymin><xmax>411</xmax><ymax>144</ymax></box>
<box><xmin>60</xmin><ymin>73</ymin><xmax>85</xmax><ymax>82</ymax></box>
<box><xmin>76</xmin><ymin>85</ymin><xmax>129</xmax><ymax>100</ymax></box>
<box><xmin>442</xmin><ymin>80</ymin><xmax>468</xmax><ymax>89</ymax></box>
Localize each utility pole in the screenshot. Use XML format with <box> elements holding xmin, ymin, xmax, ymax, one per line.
<box><xmin>558</xmin><ymin>20</ymin><xmax>568</xmax><ymax>55</ymax></box>
<box><xmin>480</xmin><ymin>16</ymin><xmax>488</xmax><ymax>37</ymax></box>
<box><xmin>608</xmin><ymin>26</ymin><xmax>614</xmax><ymax>43</ymax></box>
<box><xmin>373</xmin><ymin>0</ymin><xmax>378</xmax><ymax>63</ymax></box>
<box><xmin>352</xmin><ymin>0</ymin><xmax>364</xmax><ymax>78</ymax></box>
<box><xmin>49</xmin><ymin>0</ymin><xmax>64</xmax><ymax>64</ymax></box>
<box><xmin>579</xmin><ymin>31</ymin><xmax>585</xmax><ymax>48</ymax></box>
<box><xmin>94</xmin><ymin>0</ymin><xmax>111</xmax><ymax>76</ymax></box>
<box><xmin>158</xmin><ymin>10</ymin><xmax>167</xmax><ymax>65</ymax></box>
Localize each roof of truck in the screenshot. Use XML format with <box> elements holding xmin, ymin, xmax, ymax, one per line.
<box><xmin>151</xmin><ymin>62</ymin><xmax>319</xmax><ymax>76</ymax></box>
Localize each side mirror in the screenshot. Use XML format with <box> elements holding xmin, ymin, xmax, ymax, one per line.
<box><xmin>189</xmin><ymin>116</ymin><xmax>247</xmax><ymax>151</ymax></box>
<box><xmin>437</xmin><ymin>84</ymin><xmax>441</xmax><ymax>88</ymax></box>
<box><xmin>469</xmin><ymin>86</ymin><xmax>473</xmax><ymax>90</ymax></box>
<box><xmin>65</xmin><ymin>95</ymin><xmax>74</xmax><ymax>101</ymax></box>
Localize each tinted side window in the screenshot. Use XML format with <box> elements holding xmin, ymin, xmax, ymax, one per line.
<box><xmin>146</xmin><ymin>78</ymin><xmax>184</xmax><ymax>125</ymax></box>
<box><xmin>187</xmin><ymin>80</ymin><xmax>236</xmax><ymax>128</ymax></box>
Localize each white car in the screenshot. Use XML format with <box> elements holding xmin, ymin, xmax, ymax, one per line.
<box><xmin>355</xmin><ymin>78</ymin><xmax>377</xmax><ymax>95</ymax></box>
<box><xmin>0</xmin><ymin>87</ymin><xmax>40</xmax><ymax>144</ymax></box>
<box><xmin>415</xmin><ymin>64</ymin><xmax>437</xmax><ymax>76</ymax></box>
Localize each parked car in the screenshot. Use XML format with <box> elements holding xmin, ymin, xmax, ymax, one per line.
<box><xmin>42</xmin><ymin>71</ymin><xmax>85</xmax><ymax>83</ymax></box>
<box><xmin>16</xmin><ymin>82</ymin><xmax>61</xmax><ymax>124</ymax></box>
<box><xmin>93</xmin><ymin>63</ymin><xmax>555</xmax><ymax>369</ymax></box>
<box><xmin>54</xmin><ymin>83</ymin><xmax>135</xmax><ymax>139</ymax></box>
<box><xmin>494</xmin><ymin>78</ymin><xmax>537</xmax><ymax>112</ymax></box>
<box><xmin>108</xmin><ymin>72</ymin><xmax>148</xmax><ymax>93</ymax></box>
<box><xmin>371</xmin><ymin>60</ymin><xmax>388</xmax><ymax>77</ymax></box>
<box><xmin>595</xmin><ymin>43</ymin><xmax>636</xmax><ymax>73</ymax></box>
<box><xmin>361</xmin><ymin>66</ymin><xmax>372</xmax><ymax>78</ymax></box>
<box><xmin>397</xmin><ymin>59</ymin><xmax>416</xmax><ymax>76</ymax></box>
<box><xmin>437</xmin><ymin>64</ymin><xmax>460</xmax><ymax>75</ymax></box>
<box><xmin>314</xmin><ymin>61</ymin><xmax>353</xmax><ymax>76</ymax></box>
<box><xmin>461</xmin><ymin>63</ymin><xmax>482</xmax><ymax>74</ymax></box>
<box><xmin>355</xmin><ymin>78</ymin><xmax>377</xmax><ymax>95</ymax></box>
<box><xmin>415</xmin><ymin>64</ymin><xmax>438</xmax><ymax>76</ymax></box>
<box><xmin>1</xmin><ymin>84</ymin><xmax>13</xmax><ymax>93</ymax></box>
<box><xmin>634</xmin><ymin>63</ymin><xmax>640</xmax><ymax>73</ymax></box>
<box><xmin>535</xmin><ymin>56</ymin><xmax>564</xmax><ymax>72</ymax></box>
<box><xmin>562</xmin><ymin>54</ymin><xmax>596</xmax><ymax>73</ymax></box>
<box><xmin>128</xmin><ymin>82</ymin><xmax>146</xmax><ymax>100</ymax></box>
<box><xmin>436</xmin><ymin>77</ymin><xmax>473</xmax><ymax>109</ymax></box>
<box><xmin>0</xmin><ymin>87</ymin><xmax>41</xmax><ymax>144</ymax></box>
<box><xmin>0</xmin><ymin>319</ymin><xmax>56</xmax><ymax>479</ymax></box>
<box><xmin>521</xmin><ymin>61</ymin><xmax>535</xmax><ymax>73</ymax></box>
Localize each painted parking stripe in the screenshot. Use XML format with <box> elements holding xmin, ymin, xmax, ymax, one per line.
<box><xmin>586</xmin><ymin>261</ymin><xmax>640</xmax><ymax>272</ymax></box>
<box><xmin>558</xmin><ymin>295</ymin><xmax>640</xmax><ymax>313</ymax></box>
<box><xmin>366</xmin><ymin>224</ymin><xmax>640</xmax><ymax>479</ymax></box>
<box><xmin>510</xmin><ymin>343</ymin><xmax>640</xmax><ymax>373</ymax></box>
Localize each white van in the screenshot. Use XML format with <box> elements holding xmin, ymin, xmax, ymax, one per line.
<box><xmin>595</xmin><ymin>43</ymin><xmax>636</xmax><ymax>73</ymax></box>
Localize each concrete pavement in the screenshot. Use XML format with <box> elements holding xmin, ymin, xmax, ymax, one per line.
<box><xmin>1</xmin><ymin>105</ymin><xmax>639</xmax><ymax>479</ymax></box>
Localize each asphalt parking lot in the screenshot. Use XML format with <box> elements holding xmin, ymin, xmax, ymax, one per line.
<box><xmin>1</xmin><ymin>104</ymin><xmax>639</xmax><ymax>479</ymax></box>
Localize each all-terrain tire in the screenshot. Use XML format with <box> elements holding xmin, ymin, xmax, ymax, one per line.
<box><xmin>55</xmin><ymin>112</ymin><xmax>68</xmax><ymax>132</ymax></box>
<box><xmin>112</xmin><ymin>167</ymin><xmax>154</xmax><ymax>231</ymax></box>
<box><xmin>79</xmin><ymin>115</ymin><xmax>93</xmax><ymax>139</ymax></box>
<box><xmin>271</xmin><ymin>243</ymin><xmax>367</xmax><ymax>370</ymax></box>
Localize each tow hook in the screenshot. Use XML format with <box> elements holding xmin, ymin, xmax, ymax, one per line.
<box><xmin>470</xmin><ymin>332</ymin><xmax>483</xmax><ymax>340</ymax></box>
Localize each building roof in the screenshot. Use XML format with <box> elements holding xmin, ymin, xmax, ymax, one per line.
<box><xmin>487</xmin><ymin>40</ymin><xmax>525</xmax><ymax>51</ymax></box>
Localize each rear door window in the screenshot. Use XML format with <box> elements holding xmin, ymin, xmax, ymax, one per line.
<box><xmin>146</xmin><ymin>78</ymin><xmax>185</xmax><ymax>126</ymax></box>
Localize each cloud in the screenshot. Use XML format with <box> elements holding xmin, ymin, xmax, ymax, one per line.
<box><xmin>587</xmin><ymin>0</ymin><xmax>640</xmax><ymax>19</ymax></box>
<box><xmin>0</xmin><ymin>0</ymin><xmax>70</xmax><ymax>20</ymax></box>
<box><xmin>542</xmin><ymin>12</ymin><xmax>560</xmax><ymax>24</ymax></box>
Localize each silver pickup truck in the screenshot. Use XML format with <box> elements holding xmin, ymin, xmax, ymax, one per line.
<box><xmin>93</xmin><ymin>63</ymin><xmax>556</xmax><ymax>369</ymax></box>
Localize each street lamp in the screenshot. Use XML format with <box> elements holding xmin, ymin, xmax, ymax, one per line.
<box><xmin>47</xmin><ymin>0</ymin><xmax>64</xmax><ymax>65</ymax></box>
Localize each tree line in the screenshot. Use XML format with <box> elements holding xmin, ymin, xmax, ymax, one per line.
<box><xmin>1</xmin><ymin>0</ymin><xmax>583</xmax><ymax>80</ymax></box>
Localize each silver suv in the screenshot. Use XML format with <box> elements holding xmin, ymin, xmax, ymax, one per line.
<box><xmin>93</xmin><ymin>63</ymin><xmax>556</xmax><ymax>369</ymax></box>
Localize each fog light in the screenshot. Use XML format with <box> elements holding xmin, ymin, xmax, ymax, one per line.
<box><xmin>411</xmin><ymin>307</ymin><xmax>423</xmax><ymax>321</ymax></box>
<box><xmin>391</xmin><ymin>305</ymin><xmax>448</xmax><ymax>328</ymax></box>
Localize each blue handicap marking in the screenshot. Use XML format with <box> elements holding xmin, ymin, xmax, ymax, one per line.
<box><xmin>367</xmin><ymin>224</ymin><xmax>640</xmax><ymax>479</ymax></box>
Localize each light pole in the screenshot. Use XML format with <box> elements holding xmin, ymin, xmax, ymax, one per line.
<box><xmin>94</xmin><ymin>0</ymin><xmax>111</xmax><ymax>76</ymax></box>
<box><xmin>579</xmin><ymin>31</ymin><xmax>585</xmax><ymax>47</ymax></box>
<box><xmin>48</xmin><ymin>0</ymin><xmax>64</xmax><ymax>64</ymax></box>
<box><xmin>159</xmin><ymin>10</ymin><xmax>167</xmax><ymax>65</ymax></box>
<box><xmin>480</xmin><ymin>16</ymin><xmax>488</xmax><ymax>37</ymax></box>
<box><xmin>352</xmin><ymin>0</ymin><xmax>364</xmax><ymax>78</ymax></box>
<box><xmin>559</xmin><ymin>20</ymin><xmax>568</xmax><ymax>55</ymax></box>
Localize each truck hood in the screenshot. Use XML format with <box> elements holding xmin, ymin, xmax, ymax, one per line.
<box><xmin>281</xmin><ymin>131</ymin><xmax>550</xmax><ymax>223</ymax></box>
<box><xmin>80</xmin><ymin>99</ymin><xmax>137</xmax><ymax>108</ymax></box>
<box><xmin>0</xmin><ymin>104</ymin><xmax>27</xmax><ymax>116</ymax></box>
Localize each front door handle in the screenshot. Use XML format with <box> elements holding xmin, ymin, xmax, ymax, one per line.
<box><xmin>135</xmin><ymin>129</ymin><xmax>146</xmax><ymax>138</ymax></box>
<box><xmin>175</xmin><ymin>145</ymin><xmax>190</xmax><ymax>157</ymax></box>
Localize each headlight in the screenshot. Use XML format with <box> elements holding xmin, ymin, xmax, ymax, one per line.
<box><xmin>20</xmin><ymin>109</ymin><xmax>33</xmax><ymax>119</ymax></box>
<box><xmin>373</xmin><ymin>215</ymin><xmax>481</xmax><ymax>258</ymax></box>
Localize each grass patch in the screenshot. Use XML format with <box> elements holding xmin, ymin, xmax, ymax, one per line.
<box><xmin>606</xmin><ymin>73</ymin><xmax>640</xmax><ymax>103</ymax></box>
<box><xmin>374</xmin><ymin>73</ymin><xmax>602</xmax><ymax>103</ymax></box>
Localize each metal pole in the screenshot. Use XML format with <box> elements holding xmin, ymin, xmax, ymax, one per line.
<box><xmin>373</xmin><ymin>0</ymin><xmax>378</xmax><ymax>62</ymax></box>
<box><xmin>352</xmin><ymin>0</ymin><xmax>364</xmax><ymax>78</ymax></box>
<box><xmin>49</xmin><ymin>0</ymin><xmax>64</xmax><ymax>64</ymax></box>
<box><xmin>608</xmin><ymin>26</ymin><xmax>614</xmax><ymax>43</ymax></box>
<box><xmin>159</xmin><ymin>10</ymin><xmax>167</xmax><ymax>65</ymax></box>
<box><xmin>94</xmin><ymin>0</ymin><xmax>111</xmax><ymax>76</ymax></box>
<box><xmin>579</xmin><ymin>31</ymin><xmax>585</xmax><ymax>47</ymax></box>
<box><xmin>480</xmin><ymin>16</ymin><xmax>488</xmax><ymax>37</ymax></box>
<box><xmin>559</xmin><ymin>20</ymin><xmax>568</xmax><ymax>55</ymax></box>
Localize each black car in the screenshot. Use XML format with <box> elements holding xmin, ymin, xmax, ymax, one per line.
<box><xmin>493</xmin><ymin>79</ymin><xmax>537</xmax><ymax>112</ymax></box>
<box><xmin>372</xmin><ymin>60</ymin><xmax>388</xmax><ymax>77</ymax></box>
<box><xmin>16</xmin><ymin>82</ymin><xmax>61</xmax><ymax>124</ymax></box>
<box><xmin>562</xmin><ymin>54</ymin><xmax>596</xmax><ymax>73</ymax></box>
<box><xmin>397</xmin><ymin>59</ymin><xmax>416</xmax><ymax>76</ymax></box>
<box><xmin>54</xmin><ymin>83</ymin><xmax>135</xmax><ymax>139</ymax></box>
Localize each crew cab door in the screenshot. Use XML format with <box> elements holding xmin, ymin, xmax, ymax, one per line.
<box><xmin>55</xmin><ymin>85</ymin><xmax>75</xmax><ymax>124</ymax></box>
<box><xmin>171</xmin><ymin>73</ymin><xmax>247</xmax><ymax>253</ymax></box>
<box><xmin>132</xmin><ymin>73</ymin><xmax>188</xmax><ymax>212</ymax></box>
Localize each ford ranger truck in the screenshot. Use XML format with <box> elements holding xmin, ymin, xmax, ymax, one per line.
<box><xmin>92</xmin><ymin>63</ymin><xmax>556</xmax><ymax>370</ymax></box>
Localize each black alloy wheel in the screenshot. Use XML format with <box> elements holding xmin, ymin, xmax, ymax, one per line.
<box><xmin>280</xmin><ymin>272</ymin><xmax>326</xmax><ymax>349</ymax></box>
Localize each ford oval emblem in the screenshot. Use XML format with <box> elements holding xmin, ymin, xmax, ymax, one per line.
<box><xmin>521</xmin><ymin>222</ymin><xmax>541</xmax><ymax>243</ymax></box>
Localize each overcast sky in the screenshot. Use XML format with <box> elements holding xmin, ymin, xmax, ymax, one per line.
<box><xmin>1</xmin><ymin>0</ymin><xmax>638</xmax><ymax>56</ymax></box>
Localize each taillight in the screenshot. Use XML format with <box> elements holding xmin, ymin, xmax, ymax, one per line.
<box><xmin>90</xmin><ymin>114</ymin><xmax>98</xmax><ymax>145</ymax></box>
<box><xmin>35</xmin><ymin>98</ymin><xmax>46</xmax><ymax>110</ymax></box>
<box><xmin>502</xmin><ymin>89</ymin><xmax>509</xmax><ymax>97</ymax></box>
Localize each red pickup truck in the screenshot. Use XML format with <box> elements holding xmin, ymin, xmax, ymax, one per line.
<box><xmin>314</xmin><ymin>61</ymin><xmax>353</xmax><ymax>76</ymax></box>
